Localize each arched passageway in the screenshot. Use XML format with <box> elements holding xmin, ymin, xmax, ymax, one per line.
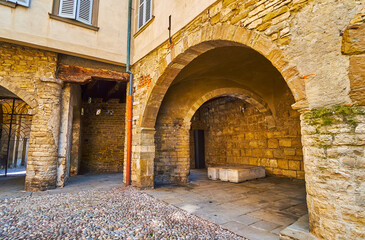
<box><xmin>0</xmin><ymin>86</ymin><xmax>34</xmax><ymax>185</ymax></box>
<box><xmin>147</xmin><ymin>43</ymin><xmax>308</xmax><ymax>239</ymax></box>
<box><xmin>154</xmin><ymin>46</ymin><xmax>304</xmax><ymax>185</ymax></box>
<box><xmin>0</xmin><ymin>99</ymin><xmax>32</xmax><ymax>176</ymax></box>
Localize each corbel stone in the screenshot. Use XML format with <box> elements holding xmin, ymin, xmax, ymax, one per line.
<box><xmin>40</xmin><ymin>77</ymin><xmax>64</xmax><ymax>87</ymax></box>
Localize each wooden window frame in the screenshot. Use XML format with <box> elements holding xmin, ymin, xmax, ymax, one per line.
<box><xmin>134</xmin><ymin>0</ymin><xmax>154</xmax><ymax>37</ymax></box>
<box><xmin>50</xmin><ymin>0</ymin><xmax>99</xmax><ymax>31</ymax></box>
<box><xmin>0</xmin><ymin>0</ymin><xmax>29</xmax><ymax>8</ymax></box>
<box><xmin>0</xmin><ymin>0</ymin><xmax>16</xmax><ymax>7</ymax></box>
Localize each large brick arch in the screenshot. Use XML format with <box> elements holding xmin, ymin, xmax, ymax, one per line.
<box><xmin>139</xmin><ymin>24</ymin><xmax>306</xmax><ymax>129</ymax></box>
<box><xmin>183</xmin><ymin>87</ymin><xmax>276</xmax><ymax>129</ymax></box>
<box><xmin>0</xmin><ymin>77</ymin><xmax>38</xmax><ymax>113</ymax></box>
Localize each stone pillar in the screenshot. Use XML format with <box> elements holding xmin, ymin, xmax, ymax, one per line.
<box><xmin>70</xmin><ymin>86</ymin><xmax>82</xmax><ymax>176</ymax></box>
<box><xmin>301</xmin><ymin>106</ymin><xmax>365</xmax><ymax>239</ymax></box>
<box><xmin>125</xmin><ymin>127</ymin><xmax>155</xmax><ymax>189</ymax></box>
<box><xmin>155</xmin><ymin>122</ymin><xmax>190</xmax><ymax>184</ymax></box>
<box><xmin>25</xmin><ymin>78</ymin><xmax>63</xmax><ymax>191</ymax></box>
<box><xmin>173</xmin><ymin>126</ymin><xmax>190</xmax><ymax>183</ymax></box>
<box><xmin>57</xmin><ymin>83</ymin><xmax>74</xmax><ymax>187</ymax></box>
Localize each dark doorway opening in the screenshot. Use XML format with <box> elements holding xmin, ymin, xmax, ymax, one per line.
<box><xmin>79</xmin><ymin>79</ymin><xmax>127</xmax><ymax>174</ymax></box>
<box><xmin>194</xmin><ymin>130</ymin><xmax>205</xmax><ymax>169</ymax></box>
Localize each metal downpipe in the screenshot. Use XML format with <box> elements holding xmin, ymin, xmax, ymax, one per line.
<box><xmin>125</xmin><ymin>0</ymin><xmax>133</xmax><ymax>186</ymax></box>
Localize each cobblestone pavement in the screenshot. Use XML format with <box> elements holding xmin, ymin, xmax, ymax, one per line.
<box><xmin>0</xmin><ymin>174</ymin><xmax>243</xmax><ymax>240</ymax></box>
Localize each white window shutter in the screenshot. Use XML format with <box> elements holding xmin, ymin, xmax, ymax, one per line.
<box><xmin>16</xmin><ymin>0</ymin><xmax>30</xmax><ymax>7</ymax></box>
<box><xmin>59</xmin><ymin>0</ymin><xmax>77</xmax><ymax>19</ymax></box>
<box><xmin>145</xmin><ymin>0</ymin><xmax>152</xmax><ymax>22</ymax></box>
<box><xmin>138</xmin><ymin>0</ymin><xmax>145</xmax><ymax>29</ymax></box>
<box><xmin>76</xmin><ymin>0</ymin><xmax>93</xmax><ymax>25</ymax></box>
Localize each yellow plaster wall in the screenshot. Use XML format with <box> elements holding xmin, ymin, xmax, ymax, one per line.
<box><xmin>0</xmin><ymin>0</ymin><xmax>127</xmax><ymax>65</ymax></box>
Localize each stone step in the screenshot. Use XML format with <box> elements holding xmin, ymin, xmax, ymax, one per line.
<box><xmin>208</xmin><ymin>165</ymin><xmax>266</xmax><ymax>183</ymax></box>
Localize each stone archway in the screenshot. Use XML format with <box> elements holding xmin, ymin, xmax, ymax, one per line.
<box><xmin>129</xmin><ymin>25</ymin><xmax>307</xmax><ymax>189</ymax></box>
<box><xmin>183</xmin><ymin>87</ymin><xmax>276</xmax><ymax>129</ymax></box>
<box><xmin>0</xmin><ymin>77</ymin><xmax>38</xmax><ymax>114</ymax></box>
<box><xmin>139</xmin><ymin>25</ymin><xmax>306</xmax><ymax>130</ymax></box>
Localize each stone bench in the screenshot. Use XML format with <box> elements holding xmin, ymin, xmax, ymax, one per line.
<box><xmin>208</xmin><ymin>165</ymin><xmax>265</xmax><ymax>183</ymax></box>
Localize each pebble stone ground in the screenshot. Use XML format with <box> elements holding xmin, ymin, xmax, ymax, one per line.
<box><xmin>0</xmin><ymin>186</ymin><xmax>244</xmax><ymax>240</ymax></box>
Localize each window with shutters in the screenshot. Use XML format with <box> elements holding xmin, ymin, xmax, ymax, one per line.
<box><xmin>137</xmin><ymin>0</ymin><xmax>153</xmax><ymax>30</ymax></box>
<box><xmin>50</xmin><ymin>0</ymin><xmax>99</xmax><ymax>30</ymax></box>
<box><xmin>0</xmin><ymin>0</ymin><xmax>30</xmax><ymax>8</ymax></box>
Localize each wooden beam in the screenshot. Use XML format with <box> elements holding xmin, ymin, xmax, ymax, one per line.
<box><xmin>57</xmin><ymin>63</ymin><xmax>129</xmax><ymax>83</ymax></box>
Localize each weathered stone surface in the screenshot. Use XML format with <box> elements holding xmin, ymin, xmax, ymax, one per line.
<box><xmin>348</xmin><ymin>46</ymin><xmax>365</xmax><ymax>106</ymax></box>
<box><xmin>342</xmin><ymin>23</ymin><xmax>365</xmax><ymax>55</ymax></box>
<box><xmin>301</xmin><ymin>106</ymin><xmax>365</xmax><ymax>240</ymax></box>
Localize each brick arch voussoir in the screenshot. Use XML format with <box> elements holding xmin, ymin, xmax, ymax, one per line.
<box><xmin>0</xmin><ymin>77</ymin><xmax>38</xmax><ymax>114</ymax></box>
<box><xmin>183</xmin><ymin>88</ymin><xmax>276</xmax><ymax>129</ymax></box>
<box><xmin>140</xmin><ymin>24</ymin><xmax>306</xmax><ymax>128</ymax></box>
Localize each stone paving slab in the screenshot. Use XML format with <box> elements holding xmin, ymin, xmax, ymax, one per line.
<box><xmin>145</xmin><ymin>170</ymin><xmax>307</xmax><ymax>240</ymax></box>
<box><xmin>222</xmin><ymin>221</ymin><xmax>279</xmax><ymax>240</ymax></box>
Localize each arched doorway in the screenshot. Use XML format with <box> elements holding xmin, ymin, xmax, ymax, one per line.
<box><xmin>0</xmin><ymin>98</ymin><xmax>32</xmax><ymax>176</ymax></box>
<box><xmin>0</xmin><ymin>86</ymin><xmax>34</xmax><ymax>177</ymax></box>
<box><xmin>0</xmin><ymin>85</ymin><xmax>35</xmax><ymax>195</ymax></box>
<box><xmin>153</xmin><ymin>45</ymin><xmax>304</xmax><ymax>185</ymax></box>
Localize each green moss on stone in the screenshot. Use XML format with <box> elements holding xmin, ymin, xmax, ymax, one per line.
<box><xmin>305</xmin><ymin>105</ymin><xmax>365</xmax><ymax>128</ymax></box>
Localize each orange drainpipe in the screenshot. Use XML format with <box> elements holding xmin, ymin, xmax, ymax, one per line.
<box><xmin>126</xmin><ymin>93</ymin><xmax>133</xmax><ymax>186</ymax></box>
<box><xmin>125</xmin><ymin>0</ymin><xmax>133</xmax><ymax>186</ymax></box>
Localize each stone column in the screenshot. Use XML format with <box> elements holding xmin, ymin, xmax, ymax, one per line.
<box><xmin>125</xmin><ymin>127</ymin><xmax>155</xmax><ymax>188</ymax></box>
<box><xmin>25</xmin><ymin>78</ymin><xmax>63</xmax><ymax>191</ymax></box>
<box><xmin>155</xmin><ymin>122</ymin><xmax>190</xmax><ymax>184</ymax></box>
<box><xmin>70</xmin><ymin>96</ymin><xmax>81</xmax><ymax>176</ymax></box>
<box><xmin>57</xmin><ymin>83</ymin><xmax>74</xmax><ymax>187</ymax></box>
<box><xmin>301</xmin><ymin>106</ymin><xmax>365</xmax><ymax>239</ymax></box>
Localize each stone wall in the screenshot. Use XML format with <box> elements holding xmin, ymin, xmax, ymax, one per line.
<box><xmin>302</xmin><ymin>105</ymin><xmax>365</xmax><ymax>240</ymax></box>
<box><xmin>342</xmin><ymin>7</ymin><xmax>365</xmax><ymax>106</ymax></box>
<box><xmin>80</xmin><ymin>98</ymin><xmax>125</xmax><ymax>173</ymax></box>
<box><xmin>190</xmin><ymin>94</ymin><xmax>303</xmax><ymax>179</ymax></box>
<box><xmin>0</xmin><ymin>41</ymin><xmax>62</xmax><ymax>191</ymax></box>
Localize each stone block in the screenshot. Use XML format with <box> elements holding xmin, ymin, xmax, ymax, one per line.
<box><xmin>213</xmin><ymin>165</ymin><xmax>266</xmax><ymax>183</ymax></box>
<box><xmin>342</xmin><ymin>23</ymin><xmax>365</xmax><ymax>55</ymax></box>
<box><xmin>219</xmin><ymin>168</ymin><xmax>229</xmax><ymax>181</ymax></box>
<box><xmin>207</xmin><ymin>167</ymin><xmax>220</xmax><ymax>180</ymax></box>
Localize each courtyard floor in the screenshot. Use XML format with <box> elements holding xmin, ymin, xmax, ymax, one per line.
<box><xmin>144</xmin><ymin>170</ymin><xmax>307</xmax><ymax>240</ymax></box>
<box><xmin>0</xmin><ymin>171</ymin><xmax>307</xmax><ymax>240</ymax></box>
<box><xmin>0</xmin><ymin>174</ymin><xmax>242</xmax><ymax>239</ymax></box>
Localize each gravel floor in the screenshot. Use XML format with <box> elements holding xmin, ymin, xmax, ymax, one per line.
<box><xmin>0</xmin><ymin>187</ymin><xmax>243</xmax><ymax>240</ymax></box>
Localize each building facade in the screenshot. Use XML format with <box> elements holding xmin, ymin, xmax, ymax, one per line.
<box><xmin>0</xmin><ymin>0</ymin><xmax>364</xmax><ymax>239</ymax></box>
